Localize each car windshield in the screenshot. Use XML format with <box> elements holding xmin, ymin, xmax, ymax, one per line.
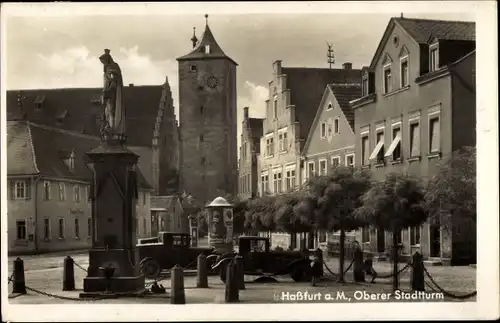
<box><xmin>250</xmin><ymin>239</ymin><xmax>266</xmax><ymax>252</ymax></box>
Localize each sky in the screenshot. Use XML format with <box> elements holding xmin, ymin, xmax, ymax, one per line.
<box><xmin>2</xmin><ymin>2</ymin><xmax>476</xmax><ymax>146</ymax></box>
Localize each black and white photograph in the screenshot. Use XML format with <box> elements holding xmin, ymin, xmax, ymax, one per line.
<box><xmin>1</xmin><ymin>1</ymin><xmax>498</xmax><ymax>321</ymax></box>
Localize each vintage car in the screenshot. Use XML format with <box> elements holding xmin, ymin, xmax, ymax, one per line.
<box><xmin>211</xmin><ymin>236</ymin><xmax>316</xmax><ymax>283</ymax></box>
<box><xmin>137</xmin><ymin>231</ymin><xmax>217</xmax><ymax>278</ymax></box>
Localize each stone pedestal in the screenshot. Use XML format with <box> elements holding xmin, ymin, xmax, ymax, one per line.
<box><xmin>80</xmin><ymin>140</ymin><xmax>146</xmax><ymax>297</ymax></box>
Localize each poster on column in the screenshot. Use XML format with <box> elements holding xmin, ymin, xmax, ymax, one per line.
<box><xmin>209</xmin><ymin>209</ymin><xmax>226</xmax><ymax>244</ymax></box>
<box><xmin>223</xmin><ymin>208</ymin><xmax>233</xmax><ymax>243</ymax></box>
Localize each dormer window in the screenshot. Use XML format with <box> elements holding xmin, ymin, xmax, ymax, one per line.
<box><xmin>64</xmin><ymin>151</ymin><xmax>76</xmax><ymax>172</ymax></box>
<box><xmin>34</xmin><ymin>95</ymin><xmax>46</xmax><ymax>109</ymax></box>
<box><xmin>362</xmin><ymin>73</ymin><xmax>369</xmax><ymax>96</ymax></box>
<box><xmin>429</xmin><ymin>45</ymin><xmax>439</xmax><ymax>72</ymax></box>
<box><xmin>204</xmin><ymin>45</ymin><xmax>210</xmax><ymax>54</ymax></box>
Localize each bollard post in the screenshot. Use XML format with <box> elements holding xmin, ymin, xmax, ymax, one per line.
<box><xmin>353</xmin><ymin>248</ymin><xmax>365</xmax><ymax>282</ymax></box>
<box><xmin>63</xmin><ymin>256</ymin><xmax>76</xmax><ymax>291</ymax></box>
<box><xmin>411</xmin><ymin>252</ymin><xmax>425</xmax><ymax>291</ymax></box>
<box><xmin>171</xmin><ymin>264</ymin><xmax>186</xmax><ymax>304</ymax></box>
<box><xmin>234</xmin><ymin>256</ymin><xmax>245</xmax><ymax>290</ymax></box>
<box><xmin>196</xmin><ymin>254</ymin><xmax>208</xmax><ymax>288</ymax></box>
<box><xmin>224</xmin><ymin>260</ymin><xmax>239</xmax><ymax>303</ymax></box>
<box><xmin>12</xmin><ymin>257</ymin><xmax>26</xmax><ymax>294</ymax></box>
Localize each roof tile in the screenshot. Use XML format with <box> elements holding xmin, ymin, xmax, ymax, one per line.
<box><xmin>328</xmin><ymin>84</ymin><xmax>362</xmax><ymax>131</ymax></box>
<box><xmin>394</xmin><ymin>18</ymin><xmax>475</xmax><ymax>43</ymax></box>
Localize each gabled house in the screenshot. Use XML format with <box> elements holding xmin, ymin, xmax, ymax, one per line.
<box><xmin>6</xmin><ymin>121</ymin><xmax>153</xmax><ymax>255</ymax></box>
<box><xmin>350</xmin><ymin>17</ymin><xmax>476</xmax><ymax>265</ymax></box>
<box><xmin>301</xmin><ymin>83</ymin><xmax>362</xmax><ymax>246</ymax></box>
<box><xmin>7</xmin><ymin>79</ymin><xmax>180</xmax><ymax>196</ymax></box>
<box><xmin>257</xmin><ymin>60</ymin><xmax>362</xmax><ymax>198</ymax></box>
<box><xmin>238</xmin><ymin>107</ymin><xmax>264</xmax><ymax>201</ymax></box>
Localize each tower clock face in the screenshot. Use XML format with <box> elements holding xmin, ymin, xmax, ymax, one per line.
<box><xmin>206</xmin><ymin>76</ymin><xmax>219</xmax><ymax>88</ymax></box>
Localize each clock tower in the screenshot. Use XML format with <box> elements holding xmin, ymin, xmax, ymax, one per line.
<box><xmin>177</xmin><ymin>15</ymin><xmax>238</xmax><ymax>205</ymax></box>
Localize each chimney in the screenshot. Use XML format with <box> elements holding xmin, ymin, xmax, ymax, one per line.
<box><xmin>273</xmin><ymin>60</ymin><xmax>282</xmax><ymax>76</ymax></box>
<box><xmin>243</xmin><ymin>107</ymin><xmax>249</xmax><ymax>119</ymax></box>
<box><xmin>129</xmin><ymin>83</ymin><xmax>134</xmax><ymax>87</ymax></box>
<box><xmin>342</xmin><ymin>62</ymin><xmax>352</xmax><ymax>70</ymax></box>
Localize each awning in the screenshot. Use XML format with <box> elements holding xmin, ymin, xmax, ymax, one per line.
<box><xmin>369</xmin><ymin>140</ymin><xmax>384</xmax><ymax>160</ymax></box>
<box><xmin>384</xmin><ymin>134</ymin><xmax>402</xmax><ymax>157</ymax></box>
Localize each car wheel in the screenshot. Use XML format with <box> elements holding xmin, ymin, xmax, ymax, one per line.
<box><xmin>140</xmin><ymin>259</ymin><xmax>161</xmax><ymax>279</ymax></box>
<box><xmin>291</xmin><ymin>263</ymin><xmax>310</xmax><ymax>282</ymax></box>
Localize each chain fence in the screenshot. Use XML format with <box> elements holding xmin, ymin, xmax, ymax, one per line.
<box><xmin>423</xmin><ymin>266</ymin><xmax>477</xmax><ymax>300</ymax></box>
<box><xmin>375</xmin><ymin>262</ymin><xmax>412</xmax><ymax>279</ymax></box>
<box><xmin>322</xmin><ymin>258</ymin><xmax>354</xmax><ymax>281</ymax></box>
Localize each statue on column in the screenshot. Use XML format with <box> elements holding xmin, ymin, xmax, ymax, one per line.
<box><xmin>99</xmin><ymin>49</ymin><xmax>126</xmax><ymax>143</ymax></box>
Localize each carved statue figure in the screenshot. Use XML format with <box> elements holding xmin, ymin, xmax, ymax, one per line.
<box><xmin>99</xmin><ymin>49</ymin><xmax>126</xmax><ymax>142</ymax></box>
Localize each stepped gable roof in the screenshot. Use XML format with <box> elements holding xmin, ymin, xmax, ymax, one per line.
<box><xmin>7</xmin><ymin>84</ymin><xmax>164</xmax><ymax>147</ymax></box>
<box><xmin>7</xmin><ymin>121</ymin><xmax>152</xmax><ymax>189</ymax></box>
<box><xmin>281</xmin><ymin>66</ymin><xmax>362</xmax><ymax>141</ymax></box>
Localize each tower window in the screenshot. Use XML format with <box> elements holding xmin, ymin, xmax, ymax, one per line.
<box><xmin>200</xmin><ymin>105</ymin><xmax>204</xmax><ymax>114</ymax></box>
<box><xmin>199</xmin><ymin>134</ymin><xmax>204</xmax><ymax>142</ymax></box>
<box><xmin>190</xmin><ymin>65</ymin><xmax>197</xmax><ymax>72</ymax></box>
<box><xmin>201</xmin><ymin>157</ymin><xmax>206</xmax><ymax>164</ymax></box>
<box><xmin>205</xmin><ymin>45</ymin><xmax>210</xmax><ymax>54</ymax></box>
<box><xmin>198</xmin><ymin>85</ymin><xmax>204</xmax><ymax>91</ymax></box>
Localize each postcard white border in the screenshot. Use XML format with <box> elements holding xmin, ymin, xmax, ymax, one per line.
<box><xmin>1</xmin><ymin>1</ymin><xmax>498</xmax><ymax>321</ymax></box>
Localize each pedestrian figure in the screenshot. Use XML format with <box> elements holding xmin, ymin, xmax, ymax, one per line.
<box><xmin>363</xmin><ymin>254</ymin><xmax>378</xmax><ymax>283</ymax></box>
<box><xmin>310</xmin><ymin>248</ymin><xmax>322</xmax><ymax>286</ymax></box>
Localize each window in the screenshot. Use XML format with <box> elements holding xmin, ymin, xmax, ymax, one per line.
<box><xmin>88</xmin><ymin>218</ymin><xmax>92</xmax><ymax>238</ymax></box>
<box><xmin>319</xmin><ymin>159</ymin><xmax>327</xmax><ymax>176</ymax></box>
<box><xmin>410</xmin><ymin>226</ymin><xmax>421</xmax><ymax>245</ymax></box>
<box><xmin>200</xmin><ymin>105</ymin><xmax>204</xmax><ymax>114</ymax></box>
<box><xmin>266</xmin><ymin>137</ymin><xmax>274</xmax><ymax>156</ymax></box>
<box><xmin>73</xmin><ymin>185</ymin><xmax>80</xmax><ymax>203</ymax></box>
<box><xmin>331</xmin><ymin>156</ymin><xmax>341</xmax><ymax>168</ymax></box>
<box><xmin>75</xmin><ymin>218</ymin><xmax>80</xmax><ymax>238</ymax></box>
<box><xmin>320</xmin><ymin>122</ymin><xmax>326</xmax><ymax>138</ymax></box>
<box><xmin>361</xmin><ymin>135</ymin><xmax>370</xmax><ymax>166</ymax></box>
<box><xmin>391</xmin><ymin>126</ymin><xmax>401</xmax><ymax>160</ymax></box>
<box><xmin>370</xmin><ymin>131</ymin><xmax>385</xmax><ymax>164</ymax></box>
<box><xmin>16</xmin><ymin>220</ymin><xmax>27</xmax><ymax>240</ymax></box>
<box><xmin>43</xmin><ymin>181</ymin><xmax>51</xmax><ymax>200</ymax></box>
<box><xmin>273</xmin><ymin>172</ymin><xmax>282</xmax><ymax>193</ymax></box>
<box><xmin>429</xmin><ymin>115</ymin><xmax>441</xmax><ymax>153</ymax></box>
<box><xmin>246</xmin><ymin>174</ymin><xmax>251</xmax><ymax>193</ymax></box>
<box><xmin>285</xmin><ymin>169</ymin><xmax>296</xmax><ymax>192</ymax></box>
<box><xmin>273</xmin><ymin>97</ymin><xmax>278</xmax><ymax>118</ymax></box>
<box><xmin>143</xmin><ymin>192</ymin><xmax>147</xmax><ymax>205</ymax></box>
<box><xmin>201</xmin><ymin>157</ymin><xmax>206</xmax><ymax>164</ymax></box>
<box><xmin>362</xmin><ymin>75</ymin><xmax>369</xmax><ymax>96</ymax></box>
<box><xmin>400</xmin><ymin>58</ymin><xmax>409</xmax><ymax>87</ymax></box>
<box><xmin>383</xmin><ymin>66</ymin><xmax>392</xmax><ymax>94</ymax></box>
<box><xmin>200</xmin><ymin>134</ymin><xmax>204</xmax><ymax>142</ymax></box>
<box><xmin>44</xmin><ymin>218</ymin><xmax>50</xmax><ymax>239</ymax></box>
<box><xmin>204</xmin><ymin>45</ymin><xmax>210</xmax><ymax>54</ymax></box>
<box><xmin>362</xmin><ymin>227</ymin><xmax>370</xmax><ymax>243</ymax></box>
<box><xmin>326</xmin><ymin>103</ymin><xmax>333</xmax><ymax>110</ymax></box>
<box><xmin>278</xmin><ymin>132</ymin><xmax>288</xmax><ymax>152</ymax></box>
<box><xmin>307</xmin><ymin>161</ymin><xmax>316</xmax><ymax>179</ymax></box>
<box><xmin>327</xmin><ymin>122</ymin><xmax>333</xmax><ymax>137</ymax></box>
<box><xmin>86</xmin><ymin>185</ymin><xmax>90</xmax><ymax>203</ymax></box>
<box><xmin>143</xmin><ymin>218</ymin><xmax>147</xmax><ymax>235</ymax></box>
<box><xmin>409</xmin><ymin>122</ymin><xmax>421</xmax><ymax>157</ymax></box>
<box><xmin>430</xmin><ymin>47</ymin><xmax>439</xmax><ymax>72</ymax></box>
<box><xmin>345</xmin><ymin>154</ymin><xmax>355</xmax><ymax>168</ymax></box>
<box><xmin>190</xmin><ymin>65</ymin><xmax>197</xmax><ymax>72</ymax></box>
<box><xmin>334</xmin><ymin>119</ymin><xmax>340</xmax><ymax>134</ymax></box>
<box><xmin>261</xmin><ymin>174</ymin><xmax>269</xmax><ymax>195</ymax></box>
<box><xmin>58</xmin><ymin>218</ymin><xmax>65</xmax><ymax>239</ymax></box>
<box><xmin>14</xmin><ymin>180</ymin><xmax>30</xmax><ymax>199</ymax></box>
<box><xmin>58</xmin><ymin>182</ymin><xmax>66</xmax><ymax>201</ymax></box>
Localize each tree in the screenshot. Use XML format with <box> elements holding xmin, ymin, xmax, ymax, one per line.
<box><xmin>307</xmin><ymin>166</ymin><xmax>372</xmax><ymax>282</ymax></box>
<box><xmin>424</xmin><ymin>146</ymin><xmax>476</xmax><ymax>232</ymax></box>
<box><xmin>355</xmin><ymin>172</ymin><xmax>427</xmax><ymax>291</ymax></box>
<box><xmin>244</xmin><ymin>195</ymin><xmax>277</xmax><ymax>234</ymax></box>
<box><xmin>232</xmin><ymin>198</ymin><xmax>249</xmax><ymax>235</ymax></box>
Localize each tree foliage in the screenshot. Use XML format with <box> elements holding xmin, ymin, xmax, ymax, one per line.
<box><xmin>244</xmin><ymin>195</ymin><xmax>277</xmax><ymax>232</ymax></box>
<box><xmin>355</xmin><ymin>172</ymin><xmax>427</xmax><ymax>231</ymax></box>
<box><xmin>424</xmin><ymin>146</ymin><xmax>476</xmax><ymax>228</ymax></box>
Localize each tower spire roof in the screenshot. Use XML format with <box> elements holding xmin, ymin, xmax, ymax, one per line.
<box><xmin>176</xmin><ymin>15</ymin><xmax>237</xmax><ymax>65</ymax></box>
